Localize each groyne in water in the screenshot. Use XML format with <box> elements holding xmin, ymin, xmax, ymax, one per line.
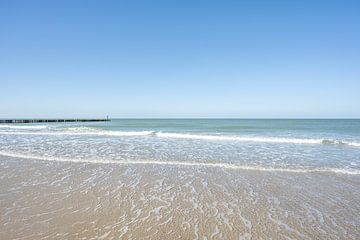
<box><xmin>0</xmin><ymin>119</ymin><xmax>110</xmax><ymax>123</ymax></box>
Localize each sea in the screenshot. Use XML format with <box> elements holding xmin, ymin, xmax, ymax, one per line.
<box><xmin>1</xmin><ymin>119</ymin><xmax>359</xmax><ymax>175</ymax></box>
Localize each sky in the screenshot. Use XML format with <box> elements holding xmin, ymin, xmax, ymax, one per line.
<box><xmin>0</xmin><ymin>0</ymin><xmax>359</xmax><ymax>118</ymax></box>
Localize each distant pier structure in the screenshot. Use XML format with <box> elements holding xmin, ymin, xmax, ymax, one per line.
<box><xmin>0</xmin><ymin>119</ymin><xmax>110</xmax><ymax>124</ymax></box>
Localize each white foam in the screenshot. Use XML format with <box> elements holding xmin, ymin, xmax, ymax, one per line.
<box><xmin>156</xmin><ymin>132</ymin><xmax>360</xmax><ymax>147</ymax></box>
<box><xmin>0</xmin><ymin>125</ymin><xmax>47</xmax><ymax>130</ymax></box>
<box><xmin>0</xmin><ymin>150</ymin><xmax>359</xmax><ymax>175</ymax></box>
<box><xmin>87</xmin><ymin>130</ymin><xmax>154</xmax><ymax>137</ymax></box>
<box><xmin>156</xmin><ymin>132</ymin><xmax>322</xmax><ymax>144</ymax></box>
<box><xmin>0</xmin><ymin>130</ymin><xmax>154</xmax><ymax>137</ymax></box>
<box><xmin>347</xmin><ymin>142</ymin><xmax>360</xmax><ymax>147</ymax></box>
<box><xmin>1</xmin><ymin>129</ymin><xmax>359</xmax><ymax>147</ymax></box>
<box><xmin>65</xmin><ymin>127</ymin><xmax>98</xmax><ymax>132</ymax></box>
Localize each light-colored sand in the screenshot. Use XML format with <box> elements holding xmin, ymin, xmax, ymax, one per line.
<box><xmin>0</xmin><ymin>156</ymin><xmax>359</xmax><ymax>239</ymax></box>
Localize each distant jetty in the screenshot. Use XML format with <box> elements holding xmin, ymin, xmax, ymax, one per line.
<box><xmin>0</xmin><ymin>119</ymin><xmax>110</xmax><ymax>124</ymax></box>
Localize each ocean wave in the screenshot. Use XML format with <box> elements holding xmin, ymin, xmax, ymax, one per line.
<box><xmin>156</xmin><ymin>132</ymin><xmax>360</xmax><ymax>147</ymax></box>
<box><xmin>0</xmin><ymin>125</ymin><xmax>47</xmax><ymax>130</ymax></box>
<box><xmin>0</xmin><ymin>129</ymin><xmax>359</xmax><ymax>147</ymax></box>
<box><xmin>156</xmin><ymin>132</ymin><xmax>321</xmax><ymax>143</ymax></box>
<box><xmin>65</xmin><ymin>127</ymin><xmax>99</xmax><ymax>132</ymax></box>
<box><xmin>0</xmin><ymin>150</ymin><xmax>359</xmax><ymax>175</ymax></box>
<box><xmin>63</xmin><ymin>127</ymin><xmax>156</xmax><ymax>136</ymax></box>
<box><xmin>0</xmin><ymin>130</ymin><xmax>155</xmax><ymax>137</ymax></box>
<box><xmin>321</xmin><ymin>139</ymin><xmax>360</xmax><ymax>147</ymax></box>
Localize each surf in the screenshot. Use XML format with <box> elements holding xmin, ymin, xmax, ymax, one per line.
<box><xmin>0</xmin><ymin>125</ymin><xmax>48</xmax><ymax>130</ymax></box>
<box><xmin>0</xmin><ymin>129</ymin><xmax>360</xmax><ymax>147</ymax></box>
<box><xmin>1</xmin><ymin>150</ymin><xmax>359</xmax><ymax>175</ymax></box>
<box><xmin>0</xmin><ymin>130</ymin><xmax>155</xmax><ymax>137</ymax></box>
<box><xmin>155</xmin><ymin>132</ymin><xmax>360</xmax><ymax>147</ymax></box>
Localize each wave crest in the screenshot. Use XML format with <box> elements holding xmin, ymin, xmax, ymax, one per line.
<box><xmin>156</xmin><ymin>132</ymin><xmax>360</xmax><ymax>147</ymax></box>
<box><xmin>0</xmin><ymin>130</ymin><xmax>155</xmax><ymax>137</ymax></box>
<box><xmin>0</xmin><ymin>125</ymin><xmax>47</xmax><ymax>130</ymax></box>
<box><xmin>0</xmin><ymin>129</ymin><xmax>359</xmax><ymax>147</ymax></box>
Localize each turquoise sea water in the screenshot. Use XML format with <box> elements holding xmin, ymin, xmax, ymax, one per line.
<box><xmin>1</xmin><ymin>119</ymin><xmax>360</xmax><ymax>174</ymax></box>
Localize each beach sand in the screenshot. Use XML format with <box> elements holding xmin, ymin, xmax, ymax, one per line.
<box><xmin>1</xmin><ymin>156</ymin><xmax>359</xmax><ymax>239</ymax></box>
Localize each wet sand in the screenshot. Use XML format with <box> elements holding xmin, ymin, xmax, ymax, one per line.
<box><xmin>1</xmin><ymin>156</ymin><xmax>359</xmax><ymax>239</ymax></box>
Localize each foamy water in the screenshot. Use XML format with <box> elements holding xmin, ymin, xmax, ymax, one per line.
<box><xmin>0</xmin><ymin>119</ymin><xmax>360</xmax><ymax>174</ymax></box>
<box><xmin>0</xmin><ymin>125</ymin><xmax>48</xmax><ymax>129</ymax></box>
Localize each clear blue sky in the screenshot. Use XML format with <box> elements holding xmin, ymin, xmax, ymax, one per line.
<box><xmin>1</xmin><ymin>0</ymin><xmax>359</xmax><ymax>118</ymax></box>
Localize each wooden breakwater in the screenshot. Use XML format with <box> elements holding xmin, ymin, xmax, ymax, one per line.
<box><xmin>0</xmin><ymin>119</ymin><xmax>110</xmax><ymax>124</ymax></box>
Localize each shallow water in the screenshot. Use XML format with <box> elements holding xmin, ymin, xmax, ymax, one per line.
<box><xmin>0</xmin><ymin>156</ymin><xmax>359</xmax><ymax>239</ymax></box>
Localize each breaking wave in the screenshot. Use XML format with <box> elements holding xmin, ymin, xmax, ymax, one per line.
<box><xmin>0</xmin><ymin>129</ymin><xmax>359</xmax><ymax>147</ymax></box>
<box><xmin>0</xmin><ymin>129</ymin><xmax>155</xmax><ymax>137</ymax></box>
<box><xmin>156</xmin><ymin>132</ymin><xmax>360</xmax><ymax>147</ymax></box>
<box><xmin>0</xmin><ymin>125</ymin><xmax>47</xmax><ymax>130</ymax></box>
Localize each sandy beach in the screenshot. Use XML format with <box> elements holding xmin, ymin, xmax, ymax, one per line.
<box><xmin>1</xmin><ymin>155</ymin><xmax>359</xmax><ymax>240</ymax></box>
<box><xmin>2</xmin><ymin>0</ymin><xmax>360</xmax><ymax>238</ymax></box>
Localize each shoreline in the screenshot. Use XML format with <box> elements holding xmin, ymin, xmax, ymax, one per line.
<box><xmin>0</xmin><ymin>151</ymin><xmax>359</xmax><ymax>176</ymax></box>
<box><xmin>1</xmin><ymin>156</ymin><xmax>360</xmax><ymax>239</ymax></box>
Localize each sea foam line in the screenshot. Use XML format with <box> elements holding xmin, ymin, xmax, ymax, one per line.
<box><xmin>156</xmin><ymin>132</ymin><xmax>322</xmax><ymax>144</ymax></box>
<box><xmin>0</xmin><ymin>130</ymin><xmax>359</xmax><ymax>147</ymax></box>
<box><xmin>156</xmin><ymin>132</ymin><xmax>360</xmax><ymax>147</ymax></box>
<box><xmin>0</xmin><ymin>151</ymin><xmax>359</xmax><ymax>175</ymax></box>
<box><xmin>0</xmin><ymin>125</ymin><xmax>47</xmax><ymax>130</ymax></box>
<box><xmin>0</xmin><ymin>130</ymin><xmax>154</xmax><ymax>137</ymax></box>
